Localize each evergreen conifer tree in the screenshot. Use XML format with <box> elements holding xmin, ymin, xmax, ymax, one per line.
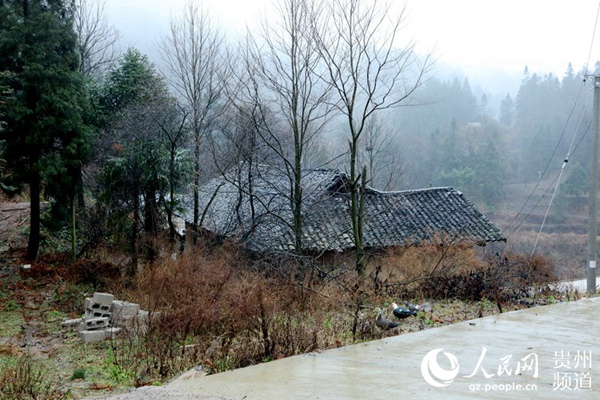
<box><xmin>0</xmin><ymin>0</ymin><xmax>92</xmax><ymax>261</ymax></box>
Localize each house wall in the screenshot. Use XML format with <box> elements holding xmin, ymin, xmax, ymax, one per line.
<box><xmin>311</xmin><ymin>249</ymin><xmax>393</xmax><ymax>283</ymax></box>
<box><xmin>311</xmin><ymin>244</ymin><xmax>486</xmax><ymax>288</ymax></box>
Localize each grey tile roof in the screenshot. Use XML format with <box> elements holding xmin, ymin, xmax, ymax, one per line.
<box><xmin>184</xmin><ymin>166</ymin><xmax>505</xmax><ymax>253</ymax></box>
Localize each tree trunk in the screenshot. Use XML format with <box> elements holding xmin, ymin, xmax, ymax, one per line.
<box><xmin>143</xmin><ymin>188</ymin><xmax>159</xmax><ymax>234</ymax></box>
<box><xmin>349</xmin><ymin>133</ymin><xmax>365</xmax><ymax>278</ymax></box>
<box><xmin>26</xmin><ymin>168</ymin><xmax>40</xmax><ymax>262</ymax></box>
<box><xmin>143</xmin><ymin>188</ymin><xmax>159</xmax><ymax>261</ymax></box>
<box><xmin>167</xmin><ymin>146</ymin><xmax>176</xmax><ymax>242</ymax></box>
<box><xmin>130</xmin><ymin>189</ymin><xmax>139</xmax><ymax>276</ymax></box>
<box><xmin>293</xmin><ymin>151</ymin><xmax>303</xmax><ymax>253</ymax></box>
<box><xmin>167</xmin><ymin>195</ymin><xmax>175</xmax><ymax>242</ymax></box>
<box><xmin>293</xmin><ymin>146</ymin><xmax>306</xmax><ymax>285</ymax></box>
<box><xmin>70</xmin><ymin>196</ymin><xmax>76</xmax><ymax>263</ymax></box>
<box><xmin>356</xmin><ymin>166</ymin><xmax>367</xmax><ymax>278</ymax></box>
<box><xmin>76</xmin><ymin>170</ymin><xmax>85</xmax><ymax>210</ymax></box>
<box><xmin>193</xmin><ymin>126</ymin><xmax>201</xmax><ymax>243</ymax></box>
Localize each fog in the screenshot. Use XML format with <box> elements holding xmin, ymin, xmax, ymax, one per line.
<box><xmin>105</xmin><ymin>0</ymin><xmax>600</xmax><ymax>89</ymax></box>
<box><xmin>100</xmin><ymin>0</ymin><xmax>600</xmax><ymax>221</ymax></box>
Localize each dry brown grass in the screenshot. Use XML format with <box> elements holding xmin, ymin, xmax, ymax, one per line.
<box><xmin>0</xmin><ymin>354</ymin><xmax>69</xmax><ymax>399</ymax></box>
<box><xmin>364</xmin><ymin>239</ymin><xmax>560</xmax><ymax>309</ymax></box>
<box><xmin>96</xmin><ymin>238</ymin><xmax>562</xmax><ymax>385</ymax></box>
<box><xmin>0</xmin><ymin>236</ymin><xmax>567</xmax><ymax>396</ymax></box>
<box><xmin>368</xmin><ymin>238</ymin><xmax>486</xmax><ymax>298</ymax></box>
<box><xmin>106</xmin><ymin>243</ymin><xmax>344</xmax><ymax>381</ymax></box>
<box><xmin>505</xmin><ymin>230</ymin><xmax>586</xmax><ymax>279</ymax></box>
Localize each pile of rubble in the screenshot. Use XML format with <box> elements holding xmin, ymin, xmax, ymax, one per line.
<box><xmin>61</xmin><ymin>292</ymin><xmax>149</xmax><ymax>343</ymax></box>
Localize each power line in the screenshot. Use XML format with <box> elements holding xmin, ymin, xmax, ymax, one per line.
<box><xmin>504</xmin><ymin>118</ymin><xmax>592</xmax><ymax>243</ymax></box>
<box><xmin>531</xmin><ymin>106</ymin><xmax>591</xmax><ymax>256</ymax></box>
<box><xmin>530</xmin><ymin>167</ymin><xmax>564</xmax><ymax>257</ymax></box>
<box><xmin>502</xmin><ymin>80</ymin><xmax>591</xmax><ymax>239</ymax></box>
<box><xmin>504</xmin><ymin>2</ymin><xmax>600</xmax><ymax>240</ymax></box>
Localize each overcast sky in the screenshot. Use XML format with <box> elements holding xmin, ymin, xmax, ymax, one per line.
<box><xmin>105</xmin><ymin>0</ymin><xmax>600</xmax><ymax>80</ymax></box>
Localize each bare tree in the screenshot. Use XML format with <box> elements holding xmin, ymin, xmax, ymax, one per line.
<box><xmin>235</xmin><ymin>0</ymin><xmax>333</xmax><ymax>254</ymax></box>
<box><xmin>315</xmin><ymin>0</ymin><xmax>433</xmax><ymax>276</ymax></box>
<box><xmin>208</xmin><ymin>101</ymin><xmax>283</xmax><ymax>235</ymax></box>
<box><xmin>74</xmin><ymin>0</ymin><xmax>121</xmax><ymax>78</ymax></box>
<box><xmin>159</xmin><ymin>1</ymin><xmax>228</xmax><ymax>230</ymax></box>
<box><xmin>358</xmin><ymin>113</ymin><xmax>410</xmax><ymax>191</ymax></box>
<box><xmin>154</xmin><ymin>103</ymin><xmax>190</xmax><ymax>242</ymax></box>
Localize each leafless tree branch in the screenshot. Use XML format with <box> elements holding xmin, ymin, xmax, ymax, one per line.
<box><xmin>74</xmin><ymin>0</ymin><xmax>121</xmax><ymax>79</ymax></box>
<box><xmin>159</xmin><ymin>0</ymin><xmax>230</xmax><ymax>228</ymax></box>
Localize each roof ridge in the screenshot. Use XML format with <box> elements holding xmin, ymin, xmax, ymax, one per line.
<box><xmin>366</xmin><ymin>186</ymin><xmax>457</xmax><ymax>195</ymax></box>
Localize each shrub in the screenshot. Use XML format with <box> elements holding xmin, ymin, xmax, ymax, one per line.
<box><xmin>104</xmin><ymin>243</ymin><xmax>348</xmax><ymax>383</ymax></box>
<box><xmin>100</xmin><ymin>239</ymin><xmax>560</xmax><ymax>385</ymax></box>
<box><xmin>483</xmin><ymin>251</ymin><xmax>558</xmax><ymax>303</ymax></box>
<box><xmin>368</xmin><ymin>237</ymin><xmax>486</xmax><ymax>299</ymax></box>
<box><xmin>0</xmin><ymin>354</ymin><xmax>69</xmax><ymax>399</ymax></box>
<box><xmin>65</xmin><ymin>259</ymin><xmax>121</xmax><ymax>287</ymax></box>
<box><xmin>69</xmin><ymin>368</ymin><xmax>86</xmax><ymax>381</ymax></box>
<box><xmin>418</xmin><ymin>250</ymin><xmax>559</xmax><ymax>311</ymax></box>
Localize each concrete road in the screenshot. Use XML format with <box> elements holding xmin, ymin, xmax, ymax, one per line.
<box><xmin>146</xmin><ymin>296</ymin><xmax>600</xmax><ymax>399</ymax></box>
<box><xmin>101</xmin><ymin>296</ymin><xmax>600</xmax><ymax>399</ymax></box>
<box><xmin>551</xmin><ymin>279</ymin><xmax>598</xmax><ymax>293</ymax></box>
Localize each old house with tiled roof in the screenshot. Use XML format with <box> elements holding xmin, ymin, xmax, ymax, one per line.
<box><xmin>183</xmin><ymin>166</ymin><xmax>505</xmax><ymax>257</ymax></box>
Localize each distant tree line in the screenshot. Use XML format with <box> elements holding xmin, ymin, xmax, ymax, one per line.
<box><xmin>395</xmin><ymin>63</ymin><xmax>596</xmax><ymax>211</ymax></box>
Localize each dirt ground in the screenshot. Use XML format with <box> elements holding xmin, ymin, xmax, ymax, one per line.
<box><xmin>0</xmin><ymin>201</ymin><xmax>32</xmax><ymax>253</ymax></box>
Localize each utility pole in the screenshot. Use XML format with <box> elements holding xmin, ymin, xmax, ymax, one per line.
<box><xmin>588</xmin><ymin>75</ymin><xmax>600</xmax><ymax>294</ymax></box>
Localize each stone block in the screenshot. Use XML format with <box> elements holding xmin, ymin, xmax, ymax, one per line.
<box><xmin>135</xmin><ymin>310</ymin><xmax>152</xmax><ymax>327</ymax></box>
<box><xmin>110</xmin><ymin>314</ymin><xmax>135</xmax><ymax>328</ymax></box>
<box><xmin>110</xmin><ymin>300</ymin><xmax>140</xmax><ymax>317</ymax></box>
<box><xmin>85</xmin><ymin>309</ymin><xmax>111</xmax><ymax>319</ymax></box>
<box><xmin>80</xmin><ymin>329</ymin><xmax>107</xmax><ymax>344</ymax></box>
<box><xmin>88</xmin><ymin>302</ymin><xmax>111</xmax><ymax>312</ymax></box>
<box><xmin>112</xmin><ymin>313</ymin><xmax>149</xmax><ymax>330</ymax></box>
<box><xmin>61</xmin><ymin>318</ymin><xmax>82</xmax><ymax>331</ymax></box>
<box><xmin>137</xmin><ymin>310</ymin><xmax>150</xmax><ymax>321</ymax></box>
<box><xmin>105</xmin><ymin>327</ymin><xmax>121</xmax><ymax>339</ymax></box>
<box><xmin>91</xmin><ymin>293</ymin><xmax>114</xmax><ymax>311</ymax></box>
<box><xmin>84</xmin><ymin>317</ymin><xmax>109</xmax><ymax>330</ymax></box>
<box><xmin>80</xmin><ymin>327</ymin><xmax>122</xmax><ymax>343</ymax></box>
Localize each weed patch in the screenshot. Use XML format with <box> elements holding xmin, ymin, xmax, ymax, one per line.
<box><xmin>0</xmin><ymin>236</ymin><xmax>568</xmax><ymax>397</ymax></box>
<box><xmin>0</xmin><ymin>354</ymin><xmax>70</xmax><ymax>399</ymax></box>
<box><xmin>0</xmin><ymin>311</ymin><xmax>25</xmax><ymax>337</ymax></box>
